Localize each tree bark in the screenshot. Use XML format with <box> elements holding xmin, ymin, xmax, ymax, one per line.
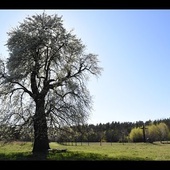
<box><xmin>32</xmin><ymin>98</ymin><xmax>50</xmax><ymax>154</ymax></box>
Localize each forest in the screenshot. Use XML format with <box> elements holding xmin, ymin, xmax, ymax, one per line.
<box><xmin>1</xmin><ymin>118</ymin><xmax>170</xmax><ymax>144</ymax></box>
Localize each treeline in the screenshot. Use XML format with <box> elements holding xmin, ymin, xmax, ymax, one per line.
<box><xmin>55</xmin><ymin>118</ymin><xmax>170</xmax><ymax>143</ymax></box>
<box><xmin>1</xmin><ymin>118</ymin><xmax>170</xmax><ymax>143</ymax></box>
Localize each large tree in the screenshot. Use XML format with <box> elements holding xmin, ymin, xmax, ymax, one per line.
<box><xmin>0</xmin><ymin>12</ymin><xmax>102</xmax><ymax>154</ymax></box>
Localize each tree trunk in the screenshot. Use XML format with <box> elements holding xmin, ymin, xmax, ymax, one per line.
<box><xmin>32</xmin><ymin>98</ymin><xmax>50</xmax><ymax>154</ymax></box>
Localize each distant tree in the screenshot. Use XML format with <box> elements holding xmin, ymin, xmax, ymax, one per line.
<box><xmin>0</xmin><ymin>12</ymin><xmax>102</xmax><ymax>154</ymax></box>
<box><xmin>146</xmin><ymin>122</ymin><xmax>169</xmax><ymax>143</ymax></box>
<box><xmin>146</xmin><ymin>124</ymin><xmax>159</xmax><ymax>143</ymax></box>
<box><xmin>105</xmin><ymin>129</ymin><xmax>114</xmax><ymax>143</ymax></box>
<box><xmin>129</xmin><ymin>127</ymin><xmax>143</xmax><ymax>142</ymax></box>
<box><xmin>157</xmin><ymin>122</ymin><xmax>169</xmax><ymax>142</ymax></box>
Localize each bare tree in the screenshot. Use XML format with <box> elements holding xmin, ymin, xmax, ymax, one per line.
<box><xmin>0</xmin><ymin>12</ymin><xmax>102</xmax><ymax>154</ymax></box>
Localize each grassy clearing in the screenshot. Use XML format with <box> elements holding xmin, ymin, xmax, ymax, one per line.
<box><xmin>50</xmin><ymin>142</ymin><xmax>170</xmax><ymax>160</ymax></box>
<box><xmin>0</xmin><ymin>141</ymin><xmax>170</xmax><ymax>160</ymax></box>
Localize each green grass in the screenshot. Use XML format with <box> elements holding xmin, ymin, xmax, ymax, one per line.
<box><xmin>1</xmin><ymin>141</ymin><xmax>170</xmax><ymax>160</ymax></box>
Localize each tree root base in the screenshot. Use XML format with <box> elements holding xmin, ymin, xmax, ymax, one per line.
<box><xmin>48</xmin><ymin>148</ymin><xmax>67</xmax><ymax>153</ymax></box>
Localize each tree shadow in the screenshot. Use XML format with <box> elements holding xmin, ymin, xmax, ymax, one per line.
<box><xmin>31</xmin><ymin>151</ymin><xmax>48</xmax><ymax>160</ymax></box>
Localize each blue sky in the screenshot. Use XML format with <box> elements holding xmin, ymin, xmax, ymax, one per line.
<box><xmin>1</xmin><ymin>9</ymin><xmax>170</xmax><ymax>125</ymax></box>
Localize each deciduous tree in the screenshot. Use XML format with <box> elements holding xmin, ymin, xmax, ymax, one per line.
<box><xmin>0</xmin><ymin>12</ymin><xmax>102</xmax><ymax>154</ymax></box>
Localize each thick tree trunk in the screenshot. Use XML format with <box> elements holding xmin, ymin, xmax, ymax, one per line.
<box><xmin>32</xmin><ymin>98</ymin><xmax>50</xmax><ymax>154</ymax></box>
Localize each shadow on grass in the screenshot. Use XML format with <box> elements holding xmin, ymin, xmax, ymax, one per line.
<box><xmin>0</xmin><ymin>151</ymin><xmax>147</xmax><ymax>161</ymax></box>
<box><xmin>0</xmin><ymin>151</ymin><xmax>112</xmax><ymax>161</ymax></box>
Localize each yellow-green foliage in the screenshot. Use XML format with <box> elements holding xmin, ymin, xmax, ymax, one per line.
<box><xmin>129</xmin><ymin>122</ymin><xmax>170</xmax><ymax>143</ymax></box>
<box><xmin>157</xmin><ymin>122</ymin><xmax>169</xmax><ymax>141</ymax></box>
<box><xmin>147</xmin><ymin>124</ymin><xmax>159</xmax><ymax>142</ymax></box>
<box><xmin>146</xmin><ymin>122</ymin><xmax>169</xmax><ymax>142</ymax></box>
<box><xmin>129</xmin><ymin>127</ymin><xmax>143</xmax><ymax>142</ymax></box>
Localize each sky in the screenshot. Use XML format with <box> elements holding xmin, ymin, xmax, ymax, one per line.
<box><xmin>1</xmin><ymin>9</ymin><xmax>170</xmax><ymax>125</ymax></box>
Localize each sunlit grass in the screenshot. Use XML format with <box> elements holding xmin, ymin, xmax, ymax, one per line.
<box><xmin>0</xmin><ymin>141</ymin><xmax>32</xmax><ymax>153</ymax></box>
<box><xmin>1</xmin><ymin>141</ymin><xmax>170</xmax><ymax>160</ymax></box>
<box><xmin>50</xmin><ymin>142</ymin><xmax>170</xmax><ymax>160</ymax></box>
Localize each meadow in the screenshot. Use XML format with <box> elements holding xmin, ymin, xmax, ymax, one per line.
<box><xmin>0</xmin><ymin>141</ymin><xmax>170</xmax><ymax>160</ymax></box>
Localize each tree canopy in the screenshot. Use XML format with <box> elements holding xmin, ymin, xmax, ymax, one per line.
<box><xmin>0</xmin><ymin>12</ymin><xmax>102</xmax><ymax>154</ymax></box>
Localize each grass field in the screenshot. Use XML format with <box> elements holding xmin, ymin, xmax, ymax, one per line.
<box><xmin>0</xmin><ymin>141</ymin><xmax>170</xmax><ymax>160</ymax></box>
